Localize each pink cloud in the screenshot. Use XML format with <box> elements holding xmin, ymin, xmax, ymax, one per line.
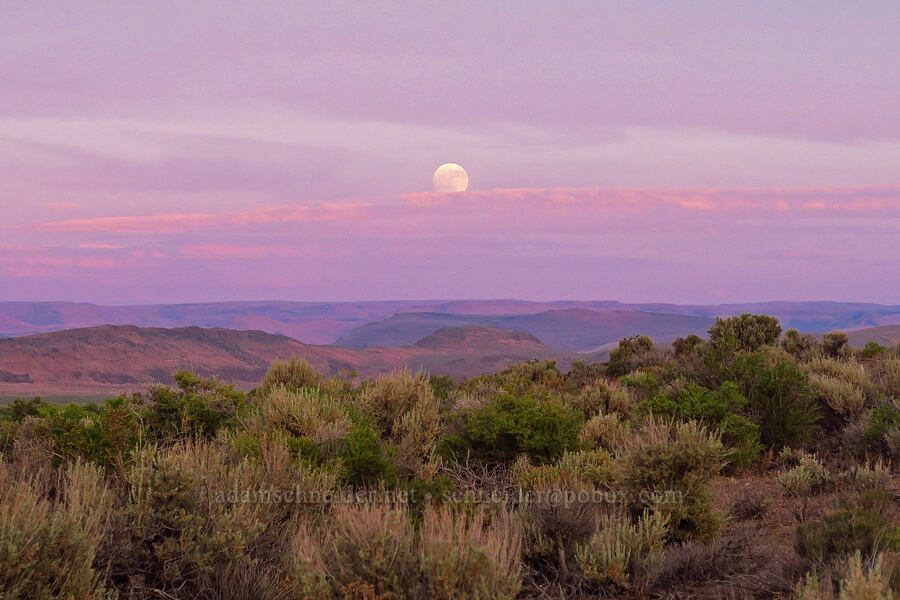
<box><xmin>2</xmin><ymin>185</ymin><xmax>898</xmax><ymax>304</ymax></box>
<box><xmin>23</xmin><ymin>185</ymin><xmax>897</xmax><ymax>240</ymax></box>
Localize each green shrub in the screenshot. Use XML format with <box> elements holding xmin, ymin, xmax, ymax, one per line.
<box><xmin>708</xmin><ymin>314</ymin><xmax>782</xmax><ymax>353</ymax></box>
<box><xmin>565</xmin><ymin>360</ymin><xmax>607</xmax><ymax>389</ymax></box>
<box><xmin>30</xmin><ymin>398</ymin><xmax>141</xmax><ymax>468</ymax></box>
<box><xmin>731</xmin><ymin>352</ymin><xmax>819</xmax><ymax>449</ymax></box>
<box><xmin>439</xmin><ymin>391</ymin><xmax>582</xmax><ymax>464</ymax></box>
<box><xmin>429</xmin><ymin>374</ymin><xmax>456</xmax><ymax>401</ymax></box>
<box><xmin>672</xmin><ymin>334</ymin><xmax>705</xmax><ymax>357</ymax></box>
<box><xmin>861</xmin><ymin>342</ymin><xmax>889</xmax><ymax>360</ymax></box>
<box><xmin>607</xmin><ymin>336</ymin><xmax>656</xmax><ymax>377</ymax></box>
<box><xmin>135</xmin><ymin>371</ymin><xmax>248</xmax><ymax>441</ymax></box>
<box><xmin>782</xmin><ymin>329</ymin><xmax>816</xmax><ymax>359</ymax></box>
<box><xmin>0</xmin><ymin>397</ymin><xmax>44</xmax><ymax>421</ymax></box>
<box><xmin>638</xmin><ymin>381</ymin><xmax>761</xmax><ymax>467</ymax></box>
<box><xmin>823</xmin><ymin>331</ymin><xmax>850</xmax><ymax>358</ymax></box>
<box><xmin>619</xmin><ymin>370</ymin><xmax>662</xmax><ymax>403</ymax></box>
<box><xmin>796</xmin><ymin>501</ymin><xmax>898</xmax><ymax>564</ymax></box>
<box><xmin>339</xmin><ymin>422</ymin><xmax>397</xmax><ymax>488</ymax></box>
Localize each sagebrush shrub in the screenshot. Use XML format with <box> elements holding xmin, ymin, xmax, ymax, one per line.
<box><xmin>256</xmin><ymin>386</ymin><xmax>350</xmax><ymax>446</ymax></box>
<box><xmin>615</xmin><ymin>419</ymin><xmax>725</xmax><ymax>542</ymax></box>
<box><xmin>281</xmin><ymin>518</ymin><xmax>333</xmax><ymax>599</ymax></box>
<box><xmin>730</xmin><ymin>487</ymin><xmax>772</xmax><ymax>520</ymax></box>
<box><xmin>421</xmin><ymin>505</ymin><xmax>522</xmax><ymax>600</ymax></box>
<box><xmin>496</xmin><ymin>359</ymin><xmax>564</xmax><ymax>390</ymax></box>
<box><xmin>638</xmin><ymin>381</ymin><xmax>761</xmax><ymax>467</ymax></box>
<box><xmin>837</xmin><ymin>461</ymin><xmax>891</xmax><ymax>492</ymax></box>
<box><xmin>574</xmin><ymin>510</ymin><xmax>668</xmax><ymax>591</ymax></box>
<box><xmin>807</xmin><ymin>357</ymin><xmax>874</xmax><ymax>395</ymax></box>
<box><xmin>569</xmin><ymin>378</ymin><xmax>632</xmax><ymax>418</ymax></box>
<box><xmin>518</xmin><ymin>473</ymin><xmax>609</xmax><ymax>574</ymax></box>
<box><xmin>259</xmin><ymin>357</ymin><xmax>322</xmax><ymax>393</ymax></box>
<box><xmin>357</xmin><ymin>370</ymin><xmax>437</xmax><ymax>438</ymax></box>
<box><xmin>579</xmin><ymin>411</ymin><xmax>631</xmax><ymax>450</ymax></box>
<box><xmin>870</xmin><ymin>356</ymin><xmax>900</xmax><ymax>400</ymax></box>
<box><xmin>809</xmin><ymin>372</ymin><xmax>867</xmax><ymax>420</ymax></box>
<box><xmin>328</xmin><ymin>503</ymin><xmax>419</xmax><ymax>599</ymax></box>
<box><xmin>777</xmin><ymin>455</ymin><xmax>833</xmax><ymax>496</ymax></box>
<box><xmin>652</xmin><ymin>522</ymin><xmax>790</xmax><ymax>596</ymax></box>
<box><xmin>517</xmin><ymin>449</ymin><xmax>614</xmax><ymax>490</ymax></box>
<box><xmin>120</xmin><ymin>440</ymin><xmax>335</xmax><ymax>596</ymax></box>
<box><xmin>395</xmin><ymin>392</ymin><xmax>442</xmax><ymax>476</ymax></box>
<box><xmin>796</xmin><ymin>552</ymin><xmax>898</xmax><ymax>600</ymax></box>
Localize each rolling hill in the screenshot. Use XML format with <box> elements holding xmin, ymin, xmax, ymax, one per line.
<box><xmin>0</xmin><ymin>324</ymin><xmax>568</xmax><ymax>399</ymax></box>
<box><xmin>845</xmin><ymin>325</ymin><xmax>900</xmax><ymax>349</ymax></box>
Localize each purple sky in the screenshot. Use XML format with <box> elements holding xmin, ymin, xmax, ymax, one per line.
<box><xmin>1</xmin><ymin>2</ymin><xmax>898</xmax><ymax>304</ymax></box>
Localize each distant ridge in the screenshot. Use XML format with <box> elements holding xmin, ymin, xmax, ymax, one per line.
<box><xmin>336</xmin><ymin>308</ymin><xmax>715</xmax><ymax>351</ymax></box>
<box><xmin>1</xmin><ymin>300</ymin><xmax>898</xmax><ymax>347</ymax></box>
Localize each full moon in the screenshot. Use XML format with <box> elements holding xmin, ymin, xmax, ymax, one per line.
<box><xmin>433</xmin><ymin>163</ymin><xmax>468</xmax><ymax>193</ymax></box>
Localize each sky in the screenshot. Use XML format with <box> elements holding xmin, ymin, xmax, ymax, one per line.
<box><xmin>1</xmin><ymin>1</ymin><xmax>898</xmax><ymax>304</ymax></box>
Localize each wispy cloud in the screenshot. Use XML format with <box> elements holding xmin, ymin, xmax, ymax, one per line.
<box><xmin>180</xmin><ymin>244</ymin><xmax>316</xmax><ymax>259</ymax></box>
<box><xmin>28</xmin><ymin>201</ymin><xmax>373</xmax><ymax>233</ymax></box>
<box><xmin>43</xmin><ymin>201</ymin><xmax>79</xmax><ymax>210</ymax></box>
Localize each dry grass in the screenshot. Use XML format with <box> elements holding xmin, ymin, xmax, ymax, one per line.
<box><xmin>421</xmin><ymin>504</ymin><xmax>522</xmax><ymax>600</ymax></box>
<box><xmin>796</xmin><ymin>552</ymin><xmax>898</xmax><ymax>600</ymax></box>
<box><xmin>0</xmin><ymin>459</ymin><xmax>112</xmax><ymax>600</ymax></box>
<box><xmin>327</xmin><ymin>503</ymin><xmax>420</xmax><ymax>599</ymax></box>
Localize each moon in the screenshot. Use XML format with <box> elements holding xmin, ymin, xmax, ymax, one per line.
<box><xmin>433</xmin><ymin>163</ymin><xmax>468</xmax><ymax>193</ymax></box>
